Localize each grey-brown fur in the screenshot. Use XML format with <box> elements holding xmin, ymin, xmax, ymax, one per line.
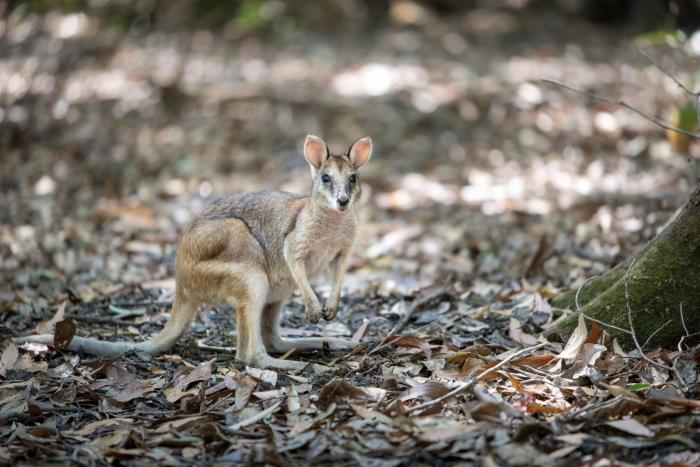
<box><xmin>16</xmin><ymin>135</ymin><xmax>373</xmax><ymax>371</ymax></box>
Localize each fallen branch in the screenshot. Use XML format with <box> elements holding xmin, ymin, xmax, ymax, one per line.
<box><xmin>541</xmin><ymin>78</ymin><xmax>700</xmax><ymax>140</ymax></box>
<box><xmin>637</xmin><ymin>47</ymin><xmax>700</xmax><ymax>132</ymax></box>
<box><xmin>405</xmin><ymin>342</ymin><xmax>548</xmax><ymax>414</ymax></box>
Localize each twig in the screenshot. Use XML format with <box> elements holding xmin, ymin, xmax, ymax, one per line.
<box><xmin>679</xmin><ymin>302</ymin><xmax>689</xmax><ymax>337</ymax></box>
<box><xmin>574</xmin><ymin>275</ymin><xmax>597</xmax><ymax>312</ymax></box>
<box><xmin>542</xmin><ymin>78</ymin><xmax>700</xmax><ymax>140</ymax></box>
<box><xmin>637</xmin><ymin>47</ymin><xmax>696</xmax><ymax>96</ymax></box>
<box><xmin>405</xmin><ymin>342</ymin><xmax>548</xmax><ymax>414</ymax></box>
<box><xmin>393</xmin><ymin>286</ymin><xmax>451</xmax><ymax>335</ymax></box>
<box><xmin>367</xmin><ymin>281</ymin><xmax>451</xmax><ymax>356</ymax></box>
<box><xmin>637</xmin><ymin>47</ymin><xmax>700</xmax><ymax>134</ymax></box>
<box><xmin>641</xmin><ymin>319</ymin><xmax>673</xmax><ymax>349</ymax></box>
<box><xmin>574</xmin><ymin>275</ymin><xmax>632</xmax><ymax>335</ymax></box>
<box><xmin>623</xmin><ymin>259</ymin><xmax>673</xmax><ymax>371</ymax></box>
<box><xmin>672</xmin><ymin>303</ymin><xmax>693</xmax><ymax>390</ymax></box>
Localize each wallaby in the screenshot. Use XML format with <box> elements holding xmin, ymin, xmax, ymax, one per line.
<box><xmin>16</xmin><ymin>135</ymin><xmax>372</xmax><ymax>370</ymax></box>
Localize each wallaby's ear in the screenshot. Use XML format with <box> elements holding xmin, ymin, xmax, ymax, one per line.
<box><xmin>304</xmin><ymin>135</ymin><xmax>328</xmax><ymax>170</ymax></box>
<box><xmin>349</xmin><ymin>137</ymin><xmax>372</xmax><ymax>169</ymax></box>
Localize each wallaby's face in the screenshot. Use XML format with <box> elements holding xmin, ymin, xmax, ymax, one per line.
<box><xmin>304</xmin><ymin>135</ymin><xmax>372</xmax><ymax>212</ymax></box>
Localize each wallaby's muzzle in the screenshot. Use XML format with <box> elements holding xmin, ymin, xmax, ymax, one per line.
<box><xmin>338</xmin><ymin>195</ymin><xmax>350</xmax><ymax>208</ymax></box>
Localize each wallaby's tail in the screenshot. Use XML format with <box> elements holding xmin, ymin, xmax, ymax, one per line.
<box><xmin>14</xmin><ymin>291</ymin><xmax>197</xmax><ymax>357</ymax></box>
<box><xmin>13</xmin><ymin>334</ymin><xmax>143</xmax><ymax>356</ymax></box>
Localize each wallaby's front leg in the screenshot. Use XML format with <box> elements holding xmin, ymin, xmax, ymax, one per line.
<box><xmin>284</xmin><ymin>244</ymin><xmax>322</xmax><ymax>323</ymax></box>
<box><xmin>323</xmin><ymin>250</ymin><xmax>350</xmax><ymax>320</ymax></box>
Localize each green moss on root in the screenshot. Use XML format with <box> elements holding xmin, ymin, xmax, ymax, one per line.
<box><xmin>549</xmin><ymin>186</ymin><xmax>700</xmax><ymax>348</ymax></box>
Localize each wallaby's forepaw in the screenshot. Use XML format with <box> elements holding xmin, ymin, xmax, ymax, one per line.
<box><xmin>304</xmin><ymin>302</ymin><xmax>323</xmax><ymax>324</ymax></box>
<box><xmin>322</xmin><ymin>303</ymin><xmax>338</xmax><ymax>321</ymax></box>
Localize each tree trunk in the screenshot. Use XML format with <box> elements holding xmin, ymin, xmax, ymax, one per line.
<box><xmin>548</xmin><ymin>185</ymin><xmax>700</xmax><ymax>348</ymax></box>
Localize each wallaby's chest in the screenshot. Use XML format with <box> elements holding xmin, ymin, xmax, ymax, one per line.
<box><xmin>304</xmin><ymin>235</ymin><xmax>343</xmax><ymax>278</ymax></box>
<box><xmin>296</xmin><ymin>216</ymin><xmax>355</xmax><ymax>279</ymax></box>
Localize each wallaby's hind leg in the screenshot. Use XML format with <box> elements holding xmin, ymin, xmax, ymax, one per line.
<box><xmin>231</xmin><ymin>274</ymin><xmax>308</xmax><ymax>371</ymax></box>
<box><xmin>261</xmin><ymin>302</ymin><xmax>284</xmax><ymax>352</ymax></box>
<box><xmin>261</xmin><ymin>302</ymin><xmax>358</xmax><ymax>354</ymax></box>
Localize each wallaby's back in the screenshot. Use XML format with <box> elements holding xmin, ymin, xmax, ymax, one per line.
<box><xmin>186</xmin><ymin>191</ymin><xmax>308</xmax><ymax>261</ymax></box>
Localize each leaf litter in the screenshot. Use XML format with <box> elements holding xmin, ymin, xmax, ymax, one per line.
<box><xmin>1</xmin><ymin>3</ymin><xmax>699</xmax><ymax>466</ymax></box>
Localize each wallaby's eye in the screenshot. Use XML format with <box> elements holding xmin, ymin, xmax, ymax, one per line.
<box><xmin>321</xmin><ymin>174</ymin><xmax>331</xmax><ymax>184</ymax></box>
<box><xmin>349</xmin><ymin>174</ymin><xmax>357</xmax><ymax>184</ymax></box>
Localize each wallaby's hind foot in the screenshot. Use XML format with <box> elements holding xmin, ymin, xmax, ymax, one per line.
<box><xmin>243</xmin><ymin>353</ymin><xmax>309</xmax><ymax>371</ymax></box>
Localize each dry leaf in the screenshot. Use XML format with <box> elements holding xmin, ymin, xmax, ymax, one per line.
<box><xmin>246</xmin><ymin>366</ymin><xmax>278</xmax><ymax>387</ymax></box>
<box><xmin>585</xmin><ymin>321</ymin><xmax>602</xmax><ymax>344</ymax></box>
<box><xmin>0</xmin><ymin>342</ymin><xmax>19</xmax><ymax>377</ymax></box>
<box><xmin>511</xmin><ymin>354</ymin><xmax>556</xmax><ymax>368</ymax></box>
<box><xmin>505</xmin><ymin>372</ymin><xmax>525</xmax><ymax>394</ymax></box>
<box><xmin>605</xmin><ymin>418</ymin><xmax>654</xmax><ymax>437</ymax></box>
<box><xmin>50</xmin><ymin>383</ymin><xmax>77</xmax><ymax>406</ymax></box>
<box><xmin>164</xmin><ymin>359</ymin><xmax>213</xmax><ymax>403</ymax></box>
<box><xmin>53</xmin><ymin>319</ymin><xmax>76</xmax><ymax>349</ymax></box>
<box><xmin>318</xmin><ymin>379</ymin><xmax>368</xmax><ymax>410</ymax></box>
<box><xmin>509</xmin><ymin>318</ymin><xmax>539</xmax><ymax>345</ymax></box>
<box><xmin>227</xmin><ymin>400</ymin><xmax>282</xmax><ymax>431</ymax></box>
<box><xmin>35</xmin><ymin>302</ymin><xmax>67</xmax><ymax>334</ymax></box>
<box><xmin>64</xmin><ymin>418</ymin><xmax>135</xmax><ymax>438</ymax></box>
<box><xmin>557</xmin><ymin>313</ymin><xmax>587</xmax><ymax>360</ymax></box>
<box><xmin>462</xmin><ymin>357</ymin><xmax>485</xmax><ymax>374</ymax></box>
<box><xmin>91</xmin><ymin>428</ymin><xmax>130</xmax><ymax>450</ymax></box>
<box><xmin>113</xmin><ymin>377</ymin><xmax>166</xmax><ymax>403</ymax></box>
<box><xmin>398</xmin><ymin>381</ymin><xmax>450</xmax><ymax>402</ymax></box>
<box><xmin>389</xmin><ymin>335</ymin><xmax>432</xmax><ymax>359</ymax></box>
<box><xmin>526</xmin><ymin>401</ymin><xmax>563</xmax><ymax>415</ymax></box>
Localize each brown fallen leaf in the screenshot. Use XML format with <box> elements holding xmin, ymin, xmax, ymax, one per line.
<box><xmin>53</xmin><ymin>319</ymin><xmax>76</xmax><ymax>349</ymax></box>
<box><xmin>462</xmin><ymin>357</ymin><xmax>485</xmax><ymax>374</ymax></box>
<box><xmin>525</xmin><ymin>401</ymin><xmax>564</xmax><ymax>415</ymax></box>
<box><xmin>154</xmin><ymin>415</ymin><xmax>208</xmax><ymax>433</ymax></box>
<box><xmin>504</xmin><ymin>372</ymin><xmax>526</xmax><ymax>394</ymax></box>
<box><xmin>509</xmin><ymin>318</ymin><xmax>539</xmax><ymax>346</ymax></box>
<box><xmin>511</xmin><ymin>354</ymin><xmax>556</xmax><ymax>368</ymax></box>
<box><xmin>50</xmin><ymin>383</ymin><xmax>77</xmax><ymax>406</ymax></box>
<box><xmin>389</xmin><ymin>335</ymin><xmax>432</xmax><ymax>359</ymax></box>
<box><xmin>588</xmin><ymin>396</ymin><xmax>644</xmax><ymax>419</ymax></box>
<box><xmin>398</xmin><ymin>380</ymin><xmax>451</xmax><ymax>402</ymax></box>
<box><xmin>112</xmin><ymin>377</ymin><xmax>166</xmax><ymax>403</ymax></box>
<box><xmin>0</xmin><ymin>342</ymin><xmax>19</xmax><ymax>377</ymax></box>
<box><xmin>318</xmin><ymin>379</ymin><xmax>368</xmax><ymax>410</ymax></box>
<box><xmin>585</xmin><ymin>321</ymin><xmax>602</xmax><ymax>344</ymax></box>
<box><xmin>91</xmin><ymin>428</ymin><xmax>130</xmax><ymax>450</ymax></box>
<box><xmin>36</xmin><ymin>302</ymin><xmax>67</xmax><ymax>334</ymax></box>
<box><xmin>63</xmin><ymin>418</ymin><xmax>135</xmax><ymax>438</ymax></box>
<box><xmin>164</xmin><ymin>359</ymin><xmax>214</xmax><ymax>403</ymax></box>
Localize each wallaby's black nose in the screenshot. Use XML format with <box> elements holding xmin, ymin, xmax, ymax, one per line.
<box><xmin>338</xmin><ymin>196</ymin><xmax>350</xmax><ymax>207</ymax></box>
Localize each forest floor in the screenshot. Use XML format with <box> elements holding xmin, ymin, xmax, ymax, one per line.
<box><xmin>1</xmin><ymin>3</ymin><xmax>699</xmax><ymax>465</ymax></box>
